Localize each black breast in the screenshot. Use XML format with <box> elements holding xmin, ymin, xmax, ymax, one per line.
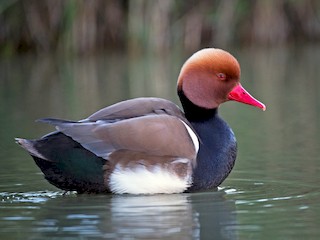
<box><xmin>188</xmin><ymin>114</ymin><xmax>237</xmax><ymax>191</ymax></box>
<box><xmin>178</xmin><ymin>90</ymin><xmax>237</xmax><ymax>192</ymax></box>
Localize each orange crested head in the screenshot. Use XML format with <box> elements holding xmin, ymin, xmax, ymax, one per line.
<box><xmin>177</xmin><ymin>48</ymin><xmax>265</xmax><ymax>110</ymax></box>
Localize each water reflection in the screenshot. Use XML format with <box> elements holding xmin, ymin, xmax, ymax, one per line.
<box><xmin>0</xmin><ymin>191</ymin><xmax>237</xmax><ymax>239</ymax></box>
<box><xmin>1</xmin><ymin>45</ymin><xmax>320</xmax><ymax>239</ymax></box>
<box><xmin>108</xmin><ymin>194</ymin><xmax>199</xmax><ymax>239</ymax></box>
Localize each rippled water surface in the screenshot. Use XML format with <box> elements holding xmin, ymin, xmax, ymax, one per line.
<box><xmin>1</xmin><ymin>46</ymin><xmax>320</xmax><ymax>239</ymax></box>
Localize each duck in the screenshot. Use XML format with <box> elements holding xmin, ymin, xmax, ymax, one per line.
<box><xmin>16</xmin><ymin>48</ymin><xmax>266</xmax><ymax>195</ymax></box>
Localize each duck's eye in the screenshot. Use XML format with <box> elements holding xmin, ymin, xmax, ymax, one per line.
<box><xmin>217</xmin><ymin>73</ymin><xmax>226</xmax><ymax>80</ymax></box>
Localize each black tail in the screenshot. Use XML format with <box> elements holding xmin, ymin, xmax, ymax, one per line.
<box><xmin>16</xmin><ymin>132</ymin><xmax>109</xmax><ymax>193</ymax></box>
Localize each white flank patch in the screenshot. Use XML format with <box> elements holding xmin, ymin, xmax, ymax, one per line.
<box><xmin>180</xmin><ymin>120</ymin><xmax>199</xmax><ymax>153</ymax></box>
<box><xmin>109</xmin><ymin>162</ymin><xmax>192</xmax><ymax>194</ymax></box>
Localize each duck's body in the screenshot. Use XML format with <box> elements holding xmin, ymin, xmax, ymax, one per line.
<box><xmin>16</xmin><ymin>48</ymin><xmax>265</xmax><ymax>194</ymax></box>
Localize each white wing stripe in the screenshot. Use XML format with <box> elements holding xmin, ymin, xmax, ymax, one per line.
<box><xmin>180</xmin><ymin>120</ymin><xmax>199</xmax><ymax>153</ymax></box>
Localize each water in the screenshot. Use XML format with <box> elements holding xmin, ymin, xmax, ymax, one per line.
<box><xmin>1</xmin><ymin>45</ymin><xmax>320</xmax><ymax>239</ymax></box>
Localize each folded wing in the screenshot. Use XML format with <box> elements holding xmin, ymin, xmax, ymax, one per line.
<box><xmin>40</xmin><ymin>98</ymin><xmax>198</xmax><ymax>163</ymax></box>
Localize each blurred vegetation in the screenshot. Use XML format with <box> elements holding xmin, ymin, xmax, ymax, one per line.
<box><xmin>0</xmin><ymin>0</ymin><xmax>320</xmax><ymax>56</ymax></box>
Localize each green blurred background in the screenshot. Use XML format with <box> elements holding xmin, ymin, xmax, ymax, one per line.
<box><xmin>1</xmin><ymin>1</ymin><xmax>320</xmax><ymax>239</ymax></box>
<box><xmin>1</xmin><ymin>0</ymin><xmax>320</xmax><ymax>56</ymax></box>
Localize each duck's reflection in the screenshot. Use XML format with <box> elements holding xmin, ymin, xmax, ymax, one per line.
<box><xmin>108</xmin><ymin>194</ymin><xmax>199</xmax><ymax>239</ymax></box>
<box><xmin>31</xmin><ymin>191</ymin><xmax>237</xmax><ymax>239</ymax></box>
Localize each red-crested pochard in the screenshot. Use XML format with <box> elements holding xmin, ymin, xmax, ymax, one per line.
<box><xmin>16</xmin><ymin>48</ymin><xmax>266</xmax><ymax>194</ymax></box>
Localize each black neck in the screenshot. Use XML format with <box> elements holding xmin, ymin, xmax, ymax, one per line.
<box><xmin>178</xmin><ymin>89</ymin><xmax>237</xmax><ymax>191</ymax></box>
<box><xmin>178</xmin><ymin>89</ymin><xmax>218</xmax><ymax>121</ymax></box>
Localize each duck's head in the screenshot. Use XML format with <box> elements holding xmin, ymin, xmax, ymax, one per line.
<box><xmin>177</xmin><ymin>48</ymin><xmax>266</xmax><ymax>111</ymax></box>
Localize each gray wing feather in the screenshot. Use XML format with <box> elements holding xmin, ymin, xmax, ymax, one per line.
<box><xmin>87</xmin><ymin>97</ymin><xmax>186</xmax><ymax>121</ymax></box>
<box><xmin>38</xmin><ymin>98</ymin><xmax>197</xmax><ymax>161</ymax></box>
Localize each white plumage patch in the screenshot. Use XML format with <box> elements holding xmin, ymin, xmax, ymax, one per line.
<box><xmin>109</xmin><ymin>160</ymin><xmax>192</xmax><ymax>194</ymax></box>
<box><xmin>180</xmin><ymin>120</ymin><xmax>199</xmax><ymax>153</ymax></box>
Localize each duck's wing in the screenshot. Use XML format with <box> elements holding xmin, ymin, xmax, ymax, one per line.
<box><xmin>86</xmin><ymin>97</ymin><xmax>186</xmax><ymax>121</ymax></box>
<box><xmin>39</xmin><ymin>98</ymin><xmax>199</xmax><ymax>162</ymax></box>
